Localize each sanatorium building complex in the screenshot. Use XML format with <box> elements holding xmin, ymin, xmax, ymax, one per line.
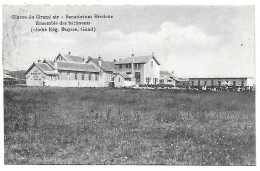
<box><xmin>25</xmin><ymin>52</ymin><xmax>254</xmax><ymax>88</ymax></box>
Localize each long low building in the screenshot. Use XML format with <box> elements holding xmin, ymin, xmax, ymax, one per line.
<box><xmin>189</xmin><ymin>77</ymin><xmax>254</xmax><ymax>87</ymax></box>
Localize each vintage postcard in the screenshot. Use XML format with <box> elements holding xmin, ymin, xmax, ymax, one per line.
<box><xmin>2</xmin><ymin>5</ymin><xmax>255</xmax><ymax>165</ymax></box>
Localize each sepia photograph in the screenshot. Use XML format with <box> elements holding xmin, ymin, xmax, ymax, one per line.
<box><xmin>2</xmin><ymin>4</ymin><xmax>255</xmax><ymax>165</ymax></box>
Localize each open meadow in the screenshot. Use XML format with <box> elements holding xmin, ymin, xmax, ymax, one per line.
<box><xmin>4</xmin><ymin>87</ymin><xmax>255</xmax><ymax>165</ymax></box>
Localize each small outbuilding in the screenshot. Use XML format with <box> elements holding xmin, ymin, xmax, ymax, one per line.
<box><xmin>113</xmin><ymin>73</ymin><xmax>132</xmax><ymax>88</ymax></box>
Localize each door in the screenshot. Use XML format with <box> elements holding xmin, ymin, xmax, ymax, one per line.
<box><xmin>135</xmin><ymin>72</ymin><xmax>140</xmax><ymax>83</ymax></box>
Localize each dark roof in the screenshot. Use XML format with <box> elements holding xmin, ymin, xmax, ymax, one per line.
<box><xmin>25</xmin><ymin>62</ymin><xmax>58</xmax><ymax>75</ymax></box>
<box><xmin>88</xmin><ymin>58</ymin><xmax>118</xmax><ymax>72</ymax></box>
<box><xmin>37</xmin><ymin>63</ymin><xmax>53</xmax><ymax>72</ymax></box>
<box><xmin>46</xmin><ymin>60</ymin><xmax>99</xmax><ymax>72</ymax></box>
<box><xmin>60</xmin><ymin>54</ymin><xmax>84</xmax><ymax>63</ymax></box>
<box><xmin>115</xmin><ymin>55</ymin><xmax>160</xmax><ymax>65</ymax></box>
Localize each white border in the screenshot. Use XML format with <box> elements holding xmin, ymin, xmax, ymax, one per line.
<box><xmin>1</xmin><ymin>1</ymin><xmax>259</xmax><ymax>171</ymax></box>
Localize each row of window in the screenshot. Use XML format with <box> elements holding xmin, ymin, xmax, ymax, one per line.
<box><xmin>119</xmin><ymin>63</ymin><xmax>142</xmax><ymax>69</ymax></box>
<box><xmin>191</xmin><ymin>79</ymin><xmax>245</xmax><ymax>86</ymax></box>
<box><xmin>57</xmin><ymin>72</ymin><xmax>99</xmax><ymax>81</ymax></box>
<box><xmin>146</xmin><ymin>77</ymin><xmax>158</xmax><ymax>84</ymax></box>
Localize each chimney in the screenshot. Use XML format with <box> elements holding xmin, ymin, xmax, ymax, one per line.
<box><xmin>172</xmin><ymin>70</ymin><xmax>174</xmax><ymax>75</ymax></box>
<box><xmin>98</xmin><ymin>55</ymin><xmax>102</xmax><ymax>67</ymax></box>
<box><xmin>131</xmin><ymin>54</ymin><xmax>135</xmax><ymax>80</ymax></box>
<box><xmin>38</xmin><ymin>59</ymin><xmax>41</xmax><ymax>63</ymax></box>
<box><xmin>113</xmin><ymin>59</ymin><xmax>117</xmax><ymax>63</ymax></box>
<box><xmin>68</xmin><ymin>51</ymin><xmax>71</xmax><ymax>55</ymax></box>
<box><xmin>54</xmin><ymin>59</ymin><xmax>58</xmax><ymax>72</ymax></box>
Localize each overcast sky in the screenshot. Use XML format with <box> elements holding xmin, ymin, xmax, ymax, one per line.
<box><xmin>3</xmin><ymin>5</ymin><xmax>255</xmax><ymax>78</ymax></box>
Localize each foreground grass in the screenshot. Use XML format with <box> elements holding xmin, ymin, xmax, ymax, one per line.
<box><xmin>4</xmin><ymin>87</ymin><xmax>255</xmax><ymax>165</ymax></box>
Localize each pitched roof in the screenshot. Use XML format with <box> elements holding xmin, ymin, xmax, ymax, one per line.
<box><xmin>88</xmin><ymin>58</ymin><xmax>118</xmax><ymax>72</ymax></box>
<box><xmin>114</xmin><ymin>72</ymin><xmax>131</xmax><ymax>79</ymax></box>
<box><xmin>25</xmin><ymin>62</ymin><xmax>59</xmax><ymax>75</ymax></box>
<box><xmin>57</xmin><ymin>53</ymin><xmax>84</xmax><ymax>63</ymax></box>
<box><xmin>160</xmin><ymin>71</ymin><xmax>172</xmax><ymax>76</ymax></box>
<box><xmin>63</xmin><ymin>54</ymin><xmax>84</xmax><ymax>63</ymax></box>
<box><xmin>173</xmin><ymin>76</ymin><xmax>189</xmax><ymax>82</ymax></box>
<box><xmin>37</xmin><ymin>63</ymin><xmax>53</xmax><ymax>72</ymax></box>
<box><xmin>115</xmin><ymin>55</ymin><xmax>160</xmax><ymax>65</ymax></box>
<box><xmin>46</xmin><ymin>60</ymin><xmax>99</xmax><ymax>72</ymax></box>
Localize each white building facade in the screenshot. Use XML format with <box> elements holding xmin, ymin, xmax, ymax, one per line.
<box><xmin>114</xmin><ymin>54</ymin><xmax>160</xmax><ymax>86</ymax></box>
<box><xmin>25</xmin><ymin>52</ymin><xmax>161</xmax><ymax>87</ymax></box>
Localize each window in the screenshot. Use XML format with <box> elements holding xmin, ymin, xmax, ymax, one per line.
<box><xmin>233</xmin><ymin>80</ymin><xmax>236</xmax><ymax>86</ymax></box>
<box><xmin>58</xmin><ymin>74</ymin><xmax>61</xmax><ymax>80</ymax></box>
<box><xmin>126</xmin><ymin>72</ymin><xmax>131</xmax><ymax>75</ymax></box>
<box><xmin>89</xmin><ymin>74</ymin><xmax>92</xmax><ymax>80</ymax></box>
<box><xmin>151</xmin><ymin>61</ymin><xmax>153</xmax><ymax>67</ymax></box>
<box><xmin>134</xmin><ymin>63</ymin><xmax>140</xmax><ymax>68</ymax></box>
<box><xmin>126</xmin><ymin>64</ymin><xmax>132</xmax><ymax>68</ymax></box>
<box><xmin>146</xmin><ymin>77</ymin><xmax>151</xmax><ymax>84</ymax></box>
<box><xmin>95</xmin><ymin>74</ymin><xmax>98</xmax><ymax>80</ymax></box>
<box><xmin>118</xmin><ymin>77</ymin><xmax>120</xmax><ymax>82</ymax></box>
<box><xmin>82</xmin><ymin>73</ymin><xmax>84</xmax><ymax>80</ymax></box>
<box><xmin>75</xmin><ymin>72</ymin><xmax>78</xmax><ymax>80</ymax></box>
<box><xmin>241</xmin><ymin>80</ymin><xmax>244</xmax><ymax>86</ymax></box>
<box><xmin>155</xmin><ymin>78</ymin><xmax>158</xmax><ymax>84</ymax></box>
<box><xmin>106</xmin><ymin>73</ymin><xmax>112</xmax><ymax>81</ymax></box>
<box><xmin>204</xmin><ymin>80</ymin><xmax>207</xmax><ymax>85</ymax></box>
<box><xmin>218</xmin><ymin>80</ymin><xmax>221</xmax><ymax>86</ymax></box>
<box><xmin>192</xmin><ymin>80</ymin><xmax>194</xmax><ymax>86</ymax></box>
<box><xmin>211</xmin><ymin>79</ymin><xmax>214</xmax><ymax>86</ymax></box>
<box><xmin>198</xmin><ymin>79</ymin><xmax>200</xmax><ymax>86</ymax></box>
<box><xmin>119</xmin><ymin>64</ymin><xmax>122</xmax><ymax>69</ymax></box>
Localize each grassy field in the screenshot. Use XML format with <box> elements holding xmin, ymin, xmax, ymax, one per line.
<box><xmin>4</xmin><ymin>87</ymin><xmax>255</xmax><ymax>165</ymax></box>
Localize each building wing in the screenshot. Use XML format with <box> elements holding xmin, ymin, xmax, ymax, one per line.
<box><xmin>88</xmin><ymin>58</ymin><xmax>118</xmax><ymax>72</ymax></box>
